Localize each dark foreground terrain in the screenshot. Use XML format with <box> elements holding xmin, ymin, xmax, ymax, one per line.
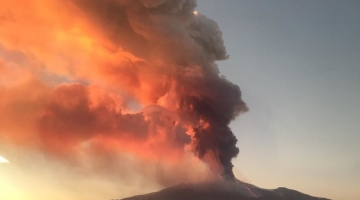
<box><xmin>122</xmin><ymin>180</ymin><xmax>330</xmax><ymax>200</ymax></box>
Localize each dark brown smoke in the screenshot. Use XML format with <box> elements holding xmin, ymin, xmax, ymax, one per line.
<box><xmin>0</xmin><ymin>0</ymin><xmax>248</xmax><ymax>181</ymax></box>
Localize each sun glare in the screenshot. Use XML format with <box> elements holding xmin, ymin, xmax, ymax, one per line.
<box><xmin>0</xmin><ymin>156</ymin><xmax>9</xmax><ymax>163</ymax></box>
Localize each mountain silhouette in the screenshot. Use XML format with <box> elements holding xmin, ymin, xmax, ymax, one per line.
<box><xmin>122</xmin><ymin>180</ymin><xmax>330</xmax><ymax>200</ymax></box>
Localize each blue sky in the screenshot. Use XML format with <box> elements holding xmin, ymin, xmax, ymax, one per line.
<box><xmin>197</xmin><ymin>1</ymin><xmax>360</xmax><ymax>199</ymax></box>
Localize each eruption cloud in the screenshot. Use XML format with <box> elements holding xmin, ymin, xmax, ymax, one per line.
<box><xmin>0</xmin><ymin>0</ymin><xmax>248</xmax><ymax>181</ymax></box>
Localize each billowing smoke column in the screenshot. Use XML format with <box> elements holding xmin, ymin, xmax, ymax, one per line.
<box><xmin>0</xmin><ymin>0</ymin><xmax>248</xmax><ymax>181</ymax></box>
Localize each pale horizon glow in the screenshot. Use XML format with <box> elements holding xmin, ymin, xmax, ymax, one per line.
<box><xmin>0</xmin><ymin>156</ymin><xmax>9</xmax><ymax>163</ymax></box>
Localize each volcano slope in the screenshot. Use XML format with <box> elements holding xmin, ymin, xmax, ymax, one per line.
<box><xmin>122</xmin><ymin>180</ymin><xmax>330</xmax><ymax>200</ymax></box>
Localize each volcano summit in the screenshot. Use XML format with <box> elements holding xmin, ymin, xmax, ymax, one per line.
<box><xmin>122</xmin><ymin>180</ymin><xmax>331</xmax><ymax>200</ymax></box>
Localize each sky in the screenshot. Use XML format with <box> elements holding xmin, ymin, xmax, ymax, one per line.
<box><xmin>0</xmin><ymin>1</ymin><xmax>359</xmax><ymax>200</ymax></box>
<box><xmin>197</xmin><ymin>0</ymin><xmax>360</xmax><ymax>199</ymax></box>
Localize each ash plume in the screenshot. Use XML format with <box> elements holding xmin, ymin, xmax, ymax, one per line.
<box><xmin>0</xmin><ymin>0</ymin><xmax>248</xmax><ymax>181</ymax></box>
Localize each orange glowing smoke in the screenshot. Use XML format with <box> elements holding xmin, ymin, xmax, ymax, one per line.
<box><xmin>0</xmin><ymin>0</ymin><xmax>248</xmax><ymax>183</ymax></box>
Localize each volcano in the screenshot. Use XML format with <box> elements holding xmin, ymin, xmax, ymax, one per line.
<box><xmin>122</xmin><ymin>180</ymin><xmax>330</xmax><ymax>200</ymax></box>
